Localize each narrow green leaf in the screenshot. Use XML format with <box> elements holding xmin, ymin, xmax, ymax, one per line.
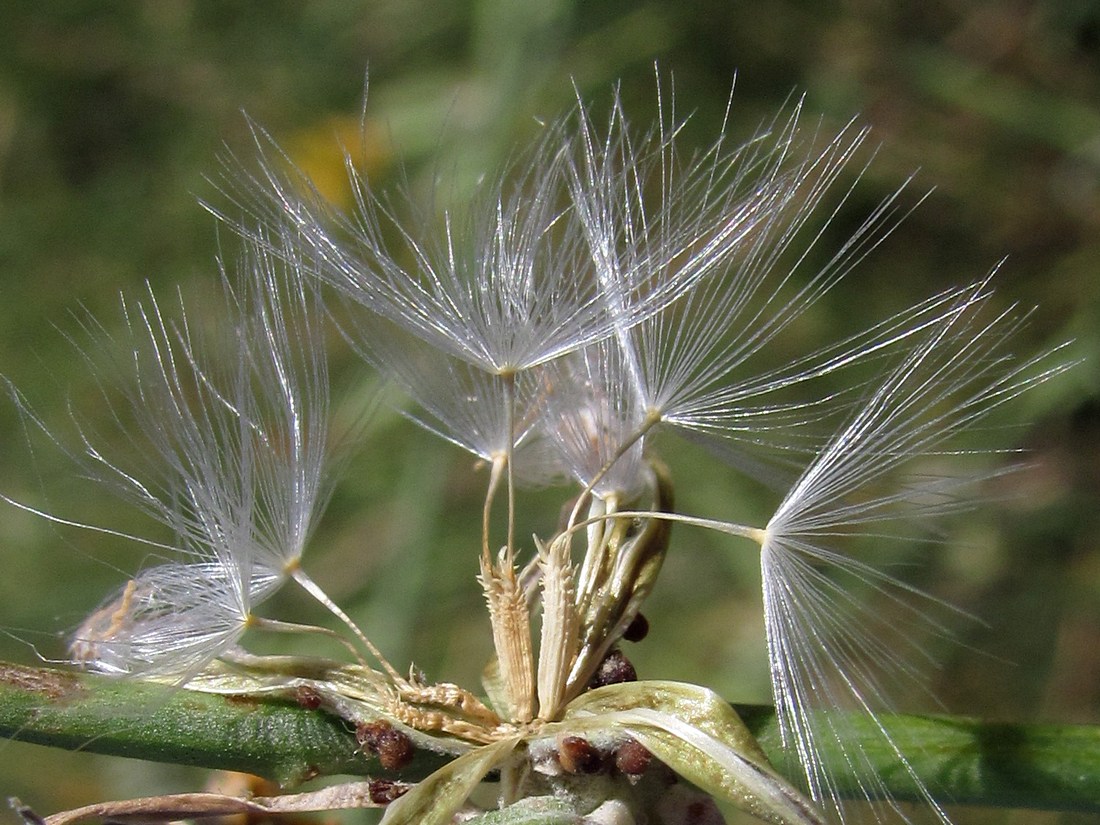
<box><xmin>564</xmin><ymin>682</ymin><xmax>822</xmax><ymax>825</ymax></box>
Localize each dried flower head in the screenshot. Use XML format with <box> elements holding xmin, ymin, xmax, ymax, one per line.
<box><xmin>6</xmin><ymin>73</ymin><xmax>1074</xmax><ymax>825</ymax></box>
<box><xmin>6</xmin><ymin>241</ymin><xmax>357</xmax><ymax>680</ymax></box>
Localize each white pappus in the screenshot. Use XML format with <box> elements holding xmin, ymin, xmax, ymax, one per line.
<box><xmin>4</xmin><ymin>73</ymin><xmax>1075</xmax><ymax>825</ymax></box>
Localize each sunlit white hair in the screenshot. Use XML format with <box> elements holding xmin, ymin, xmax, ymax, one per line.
<box><xmin>754</xmin><ymin>276</ymin><xmax>1072</xmax><ymax>821</ymax></box>
<box><xmin>535</xmin><ymin>83</ymin><xmax>1073</xmax><ymax>820</ymax></box>
<box><xmin>6</xmin><ymin>240</ymin><xmax>335</xmax><ymax>680</ymax></box>
<box><xmin>201</xmin><ymin>72</ymin><xmax>1073</xmax><ymax>822</ymax></box>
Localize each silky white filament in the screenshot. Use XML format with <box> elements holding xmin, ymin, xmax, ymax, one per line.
<box><xmin>6</xmin><ymin>72</ymin><xmax>1074</xmax><ymax>825</ymax></box>
<box><xmin>211</xmin><ymin>80</ymin><xmax>1069</xmax><ymax>821</ymax></box>
<box><xmin>9</xmin><ymin>239</ymin><xmax>344</xmax><ymax>680</ymax></box>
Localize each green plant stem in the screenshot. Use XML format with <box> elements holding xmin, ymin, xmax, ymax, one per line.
<box><xmin>2</xmin><ymin>662</ymin><xmax>1098</xmax><ymax>813</ymax></box>
<box><xmin>737</xmin><ymin>705</ymin><xmax>1100</xmax><ymax>813</ymax></box>
<box><xmin>0</xmin><ymin>662</ymin><xmax>426</xmax><ymax>786</ymax></box>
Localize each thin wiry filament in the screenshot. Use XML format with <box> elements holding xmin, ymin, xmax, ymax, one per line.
<box><xmin>288</xmin><ymin>567</ymin><xmax>408</xmax><ymax>688</ymax></box>
<box><xmin>564</xmin><ymin>409</ymin><xmax>661</xmax><ymax>534</ymax></box>
<box><xmin>503</xmin><ymin>371</ymin><xmax>517</xmax><ymax>564</ymax></box>
<box><xmin>13</xmin><ymin>72</ymin><xmax>1075</xmax><ymax>825</ymax></box>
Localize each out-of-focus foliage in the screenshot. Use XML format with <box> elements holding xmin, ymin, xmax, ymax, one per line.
<box><xmin>0</xmin><ymin>2</ymin><xmax>1097</xmax><ymax>823</ymax></box>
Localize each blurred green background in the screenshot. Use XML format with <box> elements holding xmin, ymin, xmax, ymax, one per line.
<box><xmin>1</xmin><ymin>2</ymin><xmax>1098</xmax><ymax>823</ymax></box>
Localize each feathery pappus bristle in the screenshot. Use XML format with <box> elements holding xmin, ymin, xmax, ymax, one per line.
<box><xmin>4</xmin><ymin>70</ymin><xmax>1077</xmax><ymax>825</ymax></box>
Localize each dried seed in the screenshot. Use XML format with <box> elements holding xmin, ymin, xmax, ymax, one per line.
<box><xmin>368</xmin><ymin>778</ymin><xmax>410</xmax><ymax>805</ymax></box>
<box><xmin>356</xmin><ymin>719</ymin><xmax>416</xmax><ymax>771</ymax></box>
<box><xmin>622</xmin><ymin>613</ymin><xmax>649</xmax><ymax>643</ymax></box>
<box><xmin>589</xmin><ymin>649</ymin><xmax>637</xmax><ymax>689</ymax></box>
<box><xmin>294</xmin><ymin>684</ymin><xmax>323</xmax><ymax>710</ymax></box>
<box><xmin>558</xmin><ymin>735</ymin><xmax>603</xmax><ymax>774</ymax></box>
<box><xmin>614</xmin><ymin>738</ymin><xmax>652</xmax><ymax>776</ymax></box>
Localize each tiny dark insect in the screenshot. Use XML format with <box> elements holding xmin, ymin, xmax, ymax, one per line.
<box><xmin>368</xmin><ymin>778</ymin><xmax>411</xmax><ymax>805</ymax></box>
<box><xmin>622</xmin><ymin>612</ymin><xmax>649</xmax><ymax>642</ymax></box>
<box><xmin>294</xmin><ymin>684</ymin><xmax>323</xmax><ymax>710</ymax></box>
<box><xmin>357</xmin><ymin>719</ymin><xmax>416</xmax><ymax>771</ymax></box>
<box><xmin>589</xmin><ymin>648</ymin><xmax>638</xmax><ymax>689</ymax></box>
<box><xmin>557</xmin><ymin>735</ymin><xmax>604</xmax><ymax>774</ymax></box>
<box><xmin>613</xmin><ymin>738</ymin><xmax>652</xmax><ymax>777</ymax></box>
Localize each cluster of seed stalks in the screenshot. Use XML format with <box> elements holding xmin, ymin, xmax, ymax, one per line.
<box><xmin>4</xmin><ymin>77</ymin><xmax>1068</xmax><ymax>825</ymax></box>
